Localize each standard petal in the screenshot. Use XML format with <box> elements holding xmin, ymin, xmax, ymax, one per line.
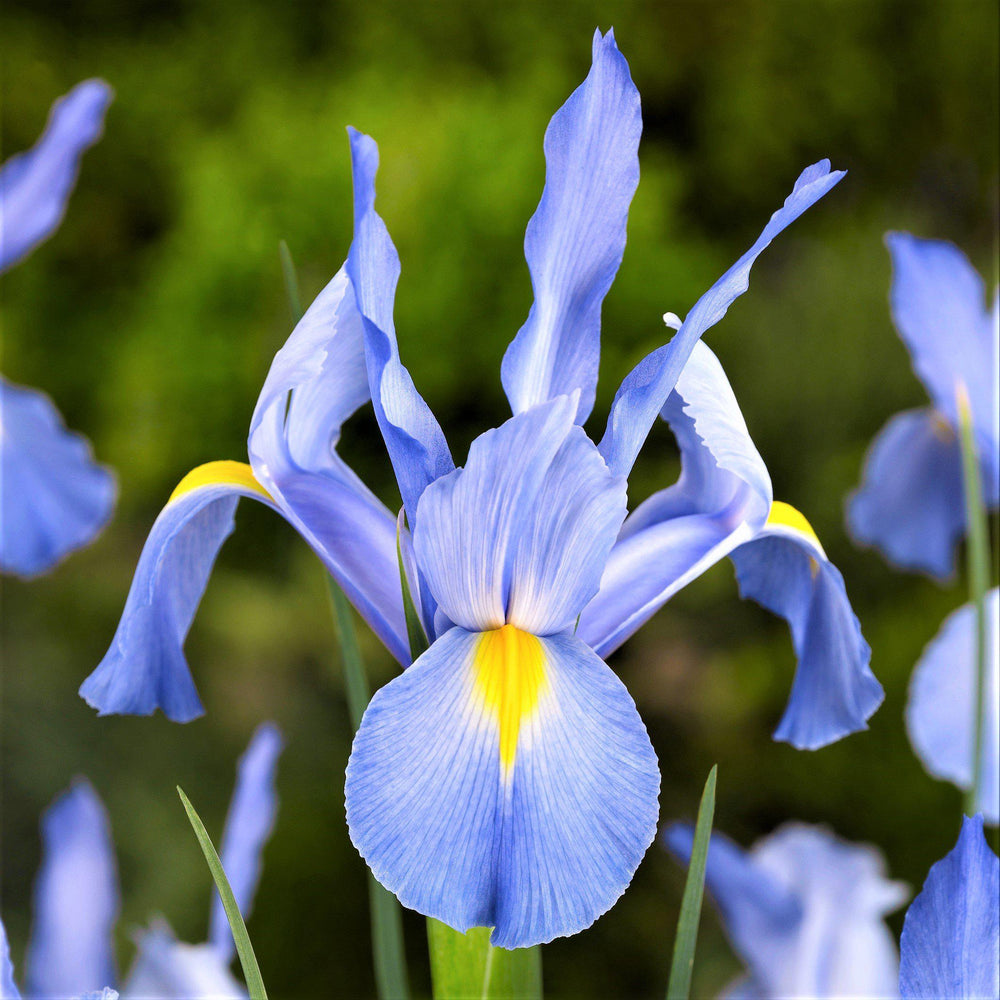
<box><xmin>25</xmin><ymin>781</ymin><xmax>119</xmax><ymax>998</ymax></box>
<box><xmin>79</xmin><ymin>462</ymin><xmax>279</xmax><ymax>722</ymax></box>
<box><xmin>345</xmin><ymin>128</ymin><xmax>454</xmax><ymax>523</ymax></box>
<box><xmin>0</xmin><ymin>79</ymin><xmax>112</xmax><ymax>272</ymax></box>
<box><xmin>1</xmin><ymin>919</ymin><xmax>20</xmax><ymax>999</ymax></box>
<box><xmin>578</xmin><ymin>341</ymin><xmax>771</xmax><ymax>655</ymax></box>
<box><xmin>345</xmin><ymin>626</ymin><xmax>659</xmax><ymax>949</ymax></box>
<box><xmin>899</xmin><ymin>815</ymin><xmax>999</xmax><ymax>999</ymax></box>
<box><xmin>730</xmin><ymin>503</ymin><xmax>882</xmax><ymax>749</ymax></box>
<box><xmin>906</xmin><ymin>589</ymin><xmax>999</xmax><ymax>824</ymax></box>
<box><xmin>847</xmin><ymin>407</ymin><xmax>965</xmax><ymax>580</ymax></box>
<box><xmin>500</xmin><ymin>29</ymin><xmax>641</xmax><ymax>424</ymax></box>
<box><xmin>209</xmin><ymin>723</ymin><xmax>284</xmax><ymax>960</ymax></box>
<box><xmin>0</xmin><ymin>377</ymin><xmax>116</xmax><ymax>577</ymax></box>
<box><xmin>598</xmin><ymin>160</ymin><xmax>845</xmax><ymax>478</ymax></box>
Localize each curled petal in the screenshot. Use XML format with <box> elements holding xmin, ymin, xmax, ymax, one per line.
<box><xmin>346</xmin><ymin>626</ymin><xmax>659</xmax><ymax>948</ymax></box>
<box><xmin>0</xmin><ymin>377</ymin><xmax>116</xmax><ymax>577</ymax></box>
<box><xmin>1</xmin><ymin>919</ymin><xmax>20</xmax><ymax>999</ymax></box>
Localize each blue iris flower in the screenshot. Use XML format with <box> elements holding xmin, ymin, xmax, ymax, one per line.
<box><xmin>79</xmin><ymin>31</ymin><xmax>869</xmax><ymax>946</ymax></box>
<box><xmin>0</xmin><ymin>79</ymin><xmax>116</xmax><ymax>577</ymax></box>
<box><xmin>847</xmin><ymin>233</ymin><xmax>999</xmax><ymax>579</ymax></box>
<box><xmin>0</xmin><ymin>724</ymin><xmax>282</xmax><ymax>999</ymax></box>
<box><xmin>898</xmin><ymin>814</ymin><xmax>999</xmax><ymax>999</ymax></box>
<box><xmin>664</xmin><ymin>822</ymin><xmax>908</xmax><ymax>999</ymax></box>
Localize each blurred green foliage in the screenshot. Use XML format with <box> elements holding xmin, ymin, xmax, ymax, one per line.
<box><xmin>1</xmin><ymin>0</ymin><xmax>997</xmax><ymax>996</ymax></box>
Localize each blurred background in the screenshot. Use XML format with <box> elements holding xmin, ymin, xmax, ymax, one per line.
<box><xmin>1</xmin><ymin>0</ymin><xmax>998</xmax><ymax>996</ymax></box>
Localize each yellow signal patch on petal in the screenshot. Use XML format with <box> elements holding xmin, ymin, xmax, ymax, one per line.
<box><xmin>767</xmin><ymin>500</ymin><xmax>826</xmax><ymax>562</ymax></box>
<box><xmin>474</xmin><ymin>624</ymin><xmax>547</xmax><ymax>773</ymax></box>
<box><xmin>168</xmin><ymin>460</ymin><xmax>272</xmax><ymax>504</ymax></box>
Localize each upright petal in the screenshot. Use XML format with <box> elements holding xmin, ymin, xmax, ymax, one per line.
<box><xmin>25</xmin><ymin>781</ymin><xmax>119</xmax><ymax>998</ymax></box>
<box><xmin>906</xmin><ymin>589</ymin><xmax>999</xmax><ymax>824</ymax></box>
<box><xmin>0</xmin><ymin>79</ymin><xmax>112</xmax><ymax>272</ymax></box>
<box><xmin>80</xmin><ymin>462</ymin><xmax>279</xmax><ymax>722</ymax></box>
<box><xmin>578</xmin><ymin>341</ymin><xmax>771</xmax><ymax>655</ymax></box>
<box><xmin>847</xmin><ymin>407</ymin><xmax>965</xmax><ymax>580</ymax></box>
<box><xmin>1</xmin><ymin>920</ymin><xmax>20</xmax><ymax>999</ymax></box>
<box><xmin>599</xmin><ymin>160</ymin><xmax>845</xmax><ymax>478</ymax></box>
<box><xmin>345</xmin><ymin>128</ymin><xmax>454</xmax><ymax>523</ymax></box>
<box><xmin>346</xmin><ymin>626</ymin><xmax>659</xmax><ymax>948</ymax></box>
<box><xmin>899</xmin><ymin>815</ymin><xmax>999</xmax><ymax>999</ymax></box>
<box><xmin>209</xmin><ymin>723</ymin><xmax>284</xmax><ymax>961</ymax></box>
<box><xmin>500</xmin><ymin>29</ymin><xmax>641</xmax><ymax>424</ymax></box>
<box><xmin>0</xmin><ymin>377</ymin><xmax>116</xmax><ymax>577</ymax></box>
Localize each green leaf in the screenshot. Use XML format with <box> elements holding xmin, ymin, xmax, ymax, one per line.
<box><xmin>279</xmin><ymin>239</ymin><xmax>304</xmax><ymax>322</ymax></box>
<box><xmin>397</xmin><ymin>516</ymin><xmax>430</xmax><ymax>661</ymax></box>
<box><xmin>177</xmin><ymin>786</ymin><xmax>268</xmax><ymax>1000</ymax></box>
<box><xmin>428</xmin><ymin>920</ymin><xmax>542</xmax><ymax>1000</ymax></box>
<box><xmin>666</xmin><ymin>765</ymin><xmax>718</xmax><ymax>1000</ymax></box>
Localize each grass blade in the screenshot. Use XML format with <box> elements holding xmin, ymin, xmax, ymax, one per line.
<box><xmin>278</xmin><ymin>239</ymin><xmax>303</xmax><ymax>322</ymax></box>
<box><xmin>666</xmin><ymin>765</ymin><xmax>718</xmax><ymax>1000</ymax></box>
<box><xmin>177</xmin><ymin>786</ymin><xmax>268</xmax><ymax>1000</ymax></box>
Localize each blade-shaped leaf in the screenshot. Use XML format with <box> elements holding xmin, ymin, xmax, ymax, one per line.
<box><xmin>427</xmin><ymin>920</ymin><xmax>542</xmax><ymax>1000</ymax></box>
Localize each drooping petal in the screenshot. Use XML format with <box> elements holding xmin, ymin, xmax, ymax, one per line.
<box><xmin>598</xmin><ymin>160</ymin><xmax>845</xmax><ymax>479</ymax></box>
<box><xmin>500</xmin><ymin>29</ymin><xmax>641</xmax><ymax>424</ymax></box>
<box><xmin>25</xmin><ymin>781</ymin><xmax>119</xmax><ymax>999</ymax></box>
<box><xmin>730</xmin><ymin>503</ymin><xmax>882</xmax><ymax>749</ymax></box>
<box><xmin>847</xmin><ymin>407</ymin><xmax>966</xmax><ymax>580</ymax></box>
<box><xmin>906</xmin><ymin>589</ymin><xmax>999</xmax><ymax>824</ymax></box>
<box><xmin>0</xmin><ymin>79</ymin><xmax>112</xmax><ymax>272</ymax></box>
<box><xmin>578</xmin><ymin>341</ymin><xmax>771</xmax><ymax>656</ymax></box>
<box><xmin>248</xmin><ymin>265</ymin><xmax>411</xmax><ymax>662</ymax></box>
<box><xmin>345</xmin><ymin>128</ymin><xmax>453</xmax><ymax>524</ymax></box>
<box><xmin>899</xmin><ymin>814</ymin><xmax>999</xmax><ymax>999</ymax></box>
<box><xmin>79</xmin><ymin>462</ymin><xmax>279</xmax><ymax>722</ymax></box>
<box><xmin>346</xmin><ymin>625</ymin><xmax>659</xmax><ymax>948</ymax></box>
<box><xmin>0</xmin><ymin>377</ymin><xmax>116</xmax><ymax>577</ymax></box>
<box><xmin>209</xmin><ymin>723</ymin><xmax>284</xmax><ymax>960</ymax></box>
<box><xmin>1</xmin><ymin>920</ymin><xmax>20</xmax><ymax>999</ymax></box>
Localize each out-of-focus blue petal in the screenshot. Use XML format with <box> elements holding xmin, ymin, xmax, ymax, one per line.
<box><xmin>847</xmin><ymin>407</ymin><xmax>966</xmax><ymax>580</ymax></box>
<box><xmin>346</xmin><ymin>625</ymin><xmax>659</xmax><ymax>948</ymax></box>
<box><xmin>122</xmin><ymin>922</ymin><xmax>245</xmax><ymax>1000</ymax></box>
<box><xmin>209</xmin><ymin>723</ymin><xmax>284</xmax><ymax>961</ymax></box>
<box><xmin>899</xmin><ymin>815</ymin><xmax>999</xmax><ymax>999</ymax></box>
<box><xmin>906</xmin><ymin>589</ymin><xmax>999</xmax><ymax>824</ymax></box>
<box><xmin>730</xmin><ymin>505</ymin><xmax>882</xmax><ymax>749</ymax></box>
<box><xmin>25</xmin><ymin>780</ymin><xmax>119</xmax><ymax>999</ymax></box>
<box><xmin>666</xmin><ymin>822</ymin><xmax>906</xmax><ymax>999</ymax></box>
<box><xmin>0</xmin><ymin>79</ymin><xmax>111</xmax><ymax>272</ymax></box>
<box><xmin>1</xmin><ymin>919</ymin><xmax>20</xmax><ymax>999</ymax></box>
<box><xmin>598</xmin><ymin>160</ymin><xmax>845</xmax><ymax>479</ymax></box>
<box><xmin>413</xmin><ymin>396</ymin><xmax>626</xmax><ymax>635</ymax></box>
<box><xmin>577</xmin><ymin>341</ymin><xmax>771</xmax><ymax>656</ymax></box>
<box><xmin>0</xmin><ymin>377</ymin><xmax>115</xmax><ymax>577</ymax></box>
<box><xmin>80</xmin><ymin>464</ymin><xmax>279</xmax><ymax>722</ymax></box>
<box><xmin>75</xmin><ymin>990</ymin><xmax>118</xmax><ymax>1000</ymax></box>
<box><xmin>248</xmin><ymin>265</ymin><xmax>411</xmax><ymax>662</ymax></box>
<box><xmin>345</xmin><ymin>128</ymin><xmax>453</xmax><ymax>524</ymax></box>
<box><xmin>500</xmin><ymin>29</ymin><xmax>640</xmax><ymax>424</ymax></box>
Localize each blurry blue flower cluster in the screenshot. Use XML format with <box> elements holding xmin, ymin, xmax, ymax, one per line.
<box><xmin>0</xmin><ymin>28</ymin><xmax>997</xmax><ymax>1000</ymax></box>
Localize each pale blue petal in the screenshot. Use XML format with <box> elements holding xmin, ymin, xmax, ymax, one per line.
<box><xmin>0</xmin><ymin>377</ymin><xmax>116</xmax><ymax>577</ymax></box>
<box><xmin>731</xmin><ymin>526</ymin><xmax>882</xmax><ymax>749</ymax></box>
<box><xmin>345</xmin><ymin>128</ymin><xmax>454</xmax><ymax>524</ymax></box>
<box><xmin>848</xmin><ymin>407</ymin><xmax>965</xmax><ymax>580</ymax></box>
<box><xmin>346</xmin><ymin>627</ymin><xmax>659</xmax><ymax>948</ymax></box>
<box><xmin>80</xmin><ymin>471</ymin><xmax>279</xmax><ymax>722</ymax></box>
<box><xmin>1</xmin><ymin>919</ymin><xmax>20</xmax><ymax>999</ymax></box>
<box><xmin>75</xmin><ymin>990</ymin><xmax>118</xmax><ymax>1000</ymax></box>
<box><xmin>500</xmin><ymin>29</ymin><xmax>641</xmax><ymax>424</ymax></box>
<box><xmin>0</xmin><ymin>79</ymin><xmax>111</xmax><ymax>272</ymax></box>
<box><xmin>906</xmin><ymin>589</ymin><xmax>999</xmax><ymax>824</ymax></box>
<box><xmin>899</xmin><ymin>815</ymin><xmax>1000</xmax><ymax>999</ymax></box>
<box><xmin>209</xmin><ymin>723</ymin><xmax>284</xmax><ymax>960</ymax></box>
<box><xmin>598</xmin><ymin>160</ymin><xmax>845</xmax><ymax>478</ymax></box>
<box><xmin>25</xmin><ymin>781</ymin><xmax>119</xmax><ymax>998</ymax></box>
<box><xmin>578</xmin><ymin>342</ymin><xmax>771</xmax><ymax>655</ymax></box>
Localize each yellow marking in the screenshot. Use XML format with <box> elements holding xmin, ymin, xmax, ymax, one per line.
<box><xmin>474</xmin><ymin>625</ymin><xmax>547</xmax><ymax>774</ymax></box>
<box><xmin>168</xmin><ymin>461</ymin><xmax>272</xmax><ymax>504</ymax></box>
<box><xmin>766</xmin><ymin>501</ymin><xmax>825</xmax><ymax>557</ymax></box>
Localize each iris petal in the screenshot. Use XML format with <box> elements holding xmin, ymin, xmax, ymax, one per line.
<box><xmin>0</xmin><ymin>377</ymin><xmax>116</xmax><ymax>577</ymax></box>
<box><xmin>906</xmin><ymin>589</ymin><xmax>999</xmax><ymax>824</ymax></box>
<box><xmin>501</xmin><ymin>29</ymin><xmax>641</xmax><ymax>424</ymax></box>
<box><xmin>899</xmin><ymin>815</ymin><xmax>999</xmax><ymax>999</ymax></box>
<box><xmin>25</xmin><ymin>781</ymin><xmax>119</xmax><ymax>999</ymax></box>
<box><xmin>1</xmin><ymin>919</ymin><xmax>20</xmax><ymax>999</ymax></box>
<box><xmin>345</xmin><ymin>626</ymin><xmax>659</xmax><ymax>948</ymax></box>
